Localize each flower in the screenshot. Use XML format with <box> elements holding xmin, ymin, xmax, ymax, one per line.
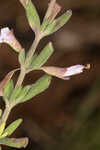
<box><xmin>0</xmin><ymin>27</ymin><xmax>23</xmax><ymax>52</ymax></box>
<box><xmin>40</xmin><ymin>64</ymin><xmax>90</xmax><ymax>80</ymax></box>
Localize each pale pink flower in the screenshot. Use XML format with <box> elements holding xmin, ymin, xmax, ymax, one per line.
<box><xmin>0</xmin><ymin>27</ymin><xmax>23</xmax><ymax>52</ymax></box>
<box><xmin>40</xmin><ymin>64</ymin><xmax>90</xmax><ymax>80</ymax></box>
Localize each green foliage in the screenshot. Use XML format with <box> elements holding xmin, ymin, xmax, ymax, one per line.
<box><xmin>17</xmin><ymin>85</ymin><xmax>31</xmax><ymax>102</ymax></box>
<box><xmin>44</xmin><ymin>10</ymin><xmax>72</xmax><ymax>36</ymax></box>
<box><xmin>0</xmin><ymin>0</ymin><xmax>72</xmax><ymax>149</ymax></box>
<box><xmin>4</xmin><ymin>119</ymin><xmax>22</xmax><ymax>136</ymax></box>
<box><xmin>0</xmin><ymin>122</ymin><xmax>5</xmax><ymax>136</ymax></box>
<box><xmin>51</xmin><ymin>10</ymin><xmax>72</xmax><ymax>34</ymax></box>
<box><xmin>0</xmin><ymin>137</ymin><xmax>28</xmax><ymax>148</ymax></box>
<box><xmin>3</xmin><ymin>79</ymin><xmax>14</xmax><ymax>99</ymax></box>
<box><xmin>20</xmin><ymin>0</ymin><xmax>40</xmax><ymax>31</ymax></box>
<box><xmin>28</xmin><ymin>42</ymin><xmax>54</xmax><ymax>72</ymax></box>
<box><xmin>19</xmin><ymin>74</ymin><xmax>52</xmax><ymax>103</ymax></box>
<box><xmin>9</xmin><ymin>86</ymin><xmax>22</xmax><ymax>102</ymax></box>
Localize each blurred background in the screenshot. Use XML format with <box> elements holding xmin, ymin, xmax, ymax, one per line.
<box><xmin>0</xmin><ymin>0</ymin><xmax>100</xmax><ymax>149</ymax></box>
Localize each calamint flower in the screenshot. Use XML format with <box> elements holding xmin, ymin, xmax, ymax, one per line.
<box><xmin>0</xmin><ymin>27</ymin><xmax>23</xmax><ymax>52</ymax></box>
<box><xmin>40</xmin><ymin>64</ymin><xmax>90</xmax><ymax>80</ymax></box>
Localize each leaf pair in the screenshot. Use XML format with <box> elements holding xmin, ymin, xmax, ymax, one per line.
<box><xmin>19</xmin><ymin>0</ymin><xmax>72</xmax><ymax>36</ymax></box>
<box><xmin>3</xmin><ymin>74</ymin><xmax>52</xmax><ymax>105</ymax></box>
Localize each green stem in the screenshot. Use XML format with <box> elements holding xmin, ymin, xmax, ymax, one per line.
<box><xmin>25</xmin><ymin>35</ymin><xmax>41</xmax><ymax>67</ymax></box>
<box><xmin>0</xmin><ymin>33</ymin><xmax>42</xmax><ymax>125</ymax></box>
<box><xmin>15</xmin><ymin>68</ymin><xmax>26</xmax><ymax>88</ymax></box>
<box><xmin>0</xmin><ymin>105</ymin><xmax>11</xmax><ymax>123</ymax></box>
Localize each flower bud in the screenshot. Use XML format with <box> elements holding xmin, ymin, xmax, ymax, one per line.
<box><xmin>0</xmin><ymin>27</ymin><xmax>23</xmax><ymax>52</ymax></box>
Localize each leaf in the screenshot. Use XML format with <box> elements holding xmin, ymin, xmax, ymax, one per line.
<box><xmin>4</xmin><ymin>119</ymin><xmax>23</xmax><ymax>136</ymax></box>
<box><xmin>0</xmin><ymin>69</ymin><xmax>19</xmax><ymax>92</ymax></box>
<box><xmin>20</xmin><ymin>0</ymin><xmax>40</xmax><ymax>32</ymax></box>
<box><xmin>0</xmin><ymin>137</ymin><xmax>28</xmax><ymax>148</ymax></box>
<box><xmin>0</xmin><ymin>69</ymin><xmax>18</xmax><ymax>97</ymax></box>
<box><xmin>41</xmin><ymin>1</ymin><xmax>61</xmax><ymax>31</ymax></box>
<box><xmin>19</xmin><ymin>49</ymin><xmax>25</xmax><ymax>66</ymax></box>
<box><xmin>0</xmin><ymin>146</ymin><xmax>2</xmax><ymax>150</ymax></box>
<box><xmin>19</xmin><ymin>74</ymin><xmax>52</xmax><ymax>103</ymax></box>
<box><xmin>45</xmin><ymin>10</ymin><xmax>72</xmax><ymax>36</ymax></box>
<box><xmin>28</xmin><ymin>42</ymin><xmax>54</xmax><ymax>72</ymax></box>
<box><xmin>43</xmin><ymin>21</ymin><xmax>56</xmax><ymax>36</ymax></box>
<box><xmin>0</xmin><ymin>122</ymin><xmax>5</xmax><ymax>136</ymax></box>
<box><xmin>53</xmin><ymin>10</ymin><xmax>72</xmax><ymax>32</ymax></box>
<box><xmin>0</xmin><ymin>132</ymin><xmax>8</xmax><ymax>139</ymax></box>
<box><xmin>17</xmin><ymin>85</ymin><xmax>31</xmax><ymax>100</ymax></box>
<box><xmin>9</xmin><ymin>86</ymin><xmax>22</xmax><ymax>102</ymax></box>
<box><xmin>3</xmin><ymin>79</ymin><xmax>14</xmax><ymax>99</ymax></box>
<box><xmin>25</xmin><ymin>54</ymin><xmax>37</xmax><ymax>69</ymax></box>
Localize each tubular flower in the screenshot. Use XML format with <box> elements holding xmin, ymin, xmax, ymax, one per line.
<box><xmin>0</xmin><ymin>27</ymin><xmax>23</xmax><ymax>52</ymax></box>
<box><xmin>40</xmin><ymin>64</ymin><xmax>90</xmax><ymax>80</ymax></box>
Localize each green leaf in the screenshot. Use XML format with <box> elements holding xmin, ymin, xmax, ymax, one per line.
<box><xmin>25</xmin><ymin>54</ymin><xmax>37</xmax><ymax>69</ymax></box>
<box><xmin>28</xmin><ymin>42</ymin><xmax>54</xmax><ymax>72</ymax></box>
<box><xmin>0</xmin><ymin>137</ymin><xmax>28</xmax><ymax>148</ymax></box>
<box><xmin>45</xmin><ymin>10</ymin><xmax>72</xmax><ymax>36</ymax></box>
<box><xmin>16</xmin><ymin>85</ymin><xmax>31</xmax><ymax>104</ymax></box>
<box><xmin>19</xmin><ymin>49</ymin><xmax>25</xmax><ymax>66</ymax></box>
<box><xmin>43</xmin><ymin>21</ymin><xmax>56</xmax><ymax>35</ymax></box>
<box><xmin>3</xmin><ymin>79</ymin><xmax>14</xmax><ymax>99</ymax></box>
<box><xmin>4</xmin><ymin>119</ymin><xmax>23</xmax><ymax>136</ymax></box>
<box><xmin>0</xmin><ymin>122</ymin><xmax>5</xmax><ymax>136</ymax></box>
<box><xmin>9</xmin><ymin>86</ymin><xmax>22</xmax><ymax>102</ymax></box>
<box><xmin>20</xmin><ymin>74</ymin><xmax>52</xmax><ymax>103</ymax></box>
<box><xmin>41</xmin><ymin>19</ymin><xmax>50</xmax><ymax>31</ymax></box>
<box><xmin>0</xmin><ymin>146</ymin><xmax>2</xmax><ymax>150</ymax></box>
<box><xmin>0</xmin><ymin>132</ymin><xmax>8</xmax><ymax>139</ymax></box>
<box><xmin>20</xmin><ymin>0</ymin><xmax>40</xmax><ymax>31</ymax></box>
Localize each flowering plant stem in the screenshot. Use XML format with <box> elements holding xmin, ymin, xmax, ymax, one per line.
<box><xmin>1</xmin><ymin>34</ymin><xmax>41</xmax><ymax>124</ymax></box>
<box><xmin>0</xmin><ymin>0</ymin><xmax>90</xmax><ymax>149</ymax></box>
